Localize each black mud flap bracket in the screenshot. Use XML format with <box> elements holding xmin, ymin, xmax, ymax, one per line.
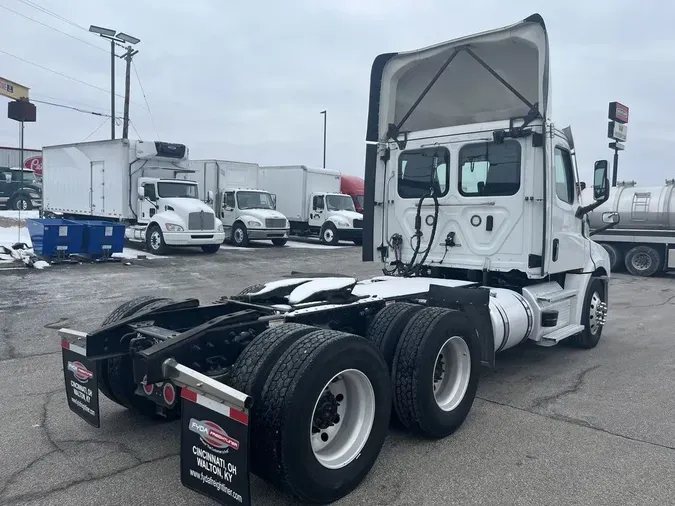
<box><xmin>427</xmin><ymin>284</ymin><xmax>495</xmax><ymax>368</ymax></box>
<box><xmin>164</xmin><ymin>358</ymin><xmax>253</xmax><ymax>506</ymax></box>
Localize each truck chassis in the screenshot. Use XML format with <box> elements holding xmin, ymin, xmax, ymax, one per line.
<box><xmin>60</xmin><ymin>272</ymin><xmax>606</xmax><ymax>505</ymax></box>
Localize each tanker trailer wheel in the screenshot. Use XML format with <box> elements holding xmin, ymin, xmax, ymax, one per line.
<box><xmin>624</xmin><ymin>245</ymin><xmax>662</xmax><ymax>277</ymax></box>
<box><xmin>601</xmin><ymin>243</ymin><xmax>624</xmax><ymax>273</ymax></box>
<box><xmin>254</xmin><ymin>329</ymin><xmax>391</xmax><ymax>504</ymax></box>
<box><xmin>391</xmin><ymin>306</ymin><xmax>480</xmax><ymax>439</ymax></box>
<box><xmin>97</xmin><ymin>296</ymin><xmax>180</xmax><ymax>420</ymax></box>
<box><xmin>569</xmin><ymin>277</ymin><xmax>607</xmax><ymax>349</ymax></box>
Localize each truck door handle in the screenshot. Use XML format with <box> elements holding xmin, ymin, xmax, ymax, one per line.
<box><xmin>486</xmin><ymin>215</ymin><xmax>493</xmax><ymax>232</ymax></box>
<box><xmin>552</xmin><ymin>238</ymin><xmax>559</xmax><ymax>261</ymax></box>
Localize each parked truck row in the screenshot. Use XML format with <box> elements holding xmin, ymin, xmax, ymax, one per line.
<box><xmin>38</xmin><ymin>141</ymin><xmax>365</xmax><ymax>252</ymax></box>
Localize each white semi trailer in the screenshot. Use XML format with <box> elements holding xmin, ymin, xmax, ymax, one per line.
<box><xmin>187</xmin><ymin>159</ymin><xmax>290</xmax><ymax>247</ymax></box>
<box><xmin>582</xmin><ymin>180</ymin><xmax>675</xmax><ymax>276</ymax></box>
<box><xmin>57</xmin><ymin>14</ymin><xmax>619</xmax><ymax>506</ymax></box>
<box><xmin>42</xmin><ymin>139</ymin><xmax>225</xmax><ymax>255</ymax></box>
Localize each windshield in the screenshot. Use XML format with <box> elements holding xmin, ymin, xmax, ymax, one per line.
<box><xmin>355</xmin><ymin>195</ymin><xmax>364</xmax><ymax>208</ymax></box>
<box><xmin>156</xmin><ymin>182</ymin><xmax>199</xmax><ymax>199</ymax></box>
<box><xmin>237</xmin><ymin>191</ymin><xmax>275</xmax><ymax>210</ymax></box>
<box><xmin>326</xmin><ymin>194</ymin><xmax>356</xmax><ymax>212</ymax></box>
<box><xmin>10</xmin><ymin>171</ymin><xmax>37</xmax><ymax>183</ymax></box>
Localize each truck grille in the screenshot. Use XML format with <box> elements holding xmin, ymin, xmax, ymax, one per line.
<box><xmin>188</xmin><ymin>211</ymin><xmax>215</xmax><ymax>231</ymax></box>
<box><xmin>265</xmin><ymin>218</ymin><xmax>287</xmax><ymax>228</ymax></box>
<box><xmin>353</xmin><ymin>219</ymin><xmax>363</xmax><ymax>229</ymax></box>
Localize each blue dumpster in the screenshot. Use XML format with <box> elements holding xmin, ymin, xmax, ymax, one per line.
<box><xmin>25</xmin><ymin>218</ymin><xmax>85</xmax><ymax>257</ymax></box>
<box><xmin>78</xmin><ymin>221</ymin><xmax>126</xmax><ymax>256</ymax></box>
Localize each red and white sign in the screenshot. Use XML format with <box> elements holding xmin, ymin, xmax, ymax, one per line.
<box><xmin>24</xmin><ymin>156</ymin><xmax>42</xmax><ymax>176</ymax></box>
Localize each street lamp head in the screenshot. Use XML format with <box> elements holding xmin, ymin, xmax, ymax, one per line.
<box><xmin>116</xmin><ymin>32</ymin><xmax>140</xmax><ymax>45</ymax></box>
<box><xmin>89</xmin><ymin>25</ymin><xmax>116</xmax><ymax>37</ymax></box>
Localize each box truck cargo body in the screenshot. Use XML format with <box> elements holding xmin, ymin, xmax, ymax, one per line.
<box><xmin>187</xmin><ymin>159</ymin><xmax>290</xmax><ymax>247</ymax></box>
<box><xmin>258</xmin><ymin>165</ymin><xmax>363</xmax><ymax>245</ymax></box>
<box><xmin>42</xmin><ymin>139</ymin><xmax>225</xmax><ymax>255</ymax></box>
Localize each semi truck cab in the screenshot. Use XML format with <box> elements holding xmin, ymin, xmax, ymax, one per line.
<box><xmin>309</xmin><ymin>191</ymin><xmax>363</xmax><ymax>245</ymax></box>
<box><xmin>218</xmin><ymin>188</ymin><xmax>290</xmax><ymax>247</ymax></box>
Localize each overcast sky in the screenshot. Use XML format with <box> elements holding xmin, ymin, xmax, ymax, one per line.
<box><xmin>0</xmin><ymin>0</ymin><xmax>671</xmax><ymax>184</ymax></box>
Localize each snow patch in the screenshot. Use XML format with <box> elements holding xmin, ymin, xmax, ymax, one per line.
<box><xmin>0</xmin><ymin>210</ymin><xmax>40</xmax><ymax>221</ymax></box>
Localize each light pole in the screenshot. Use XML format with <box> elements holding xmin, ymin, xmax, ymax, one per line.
<box><xmin>320</xmin><ymin>110</ymin><xmax>327</xmax><ymax>168</ymax></box>
<box><xmin>89</xmin><ymin>25</ymin><xmax>140</xmax><ymax>140</ymax></box>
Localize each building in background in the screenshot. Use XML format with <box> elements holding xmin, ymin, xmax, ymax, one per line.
<box><xmin>0</xmin><ymin>145</ymin><xmax>42</xmax><ymax>178</ymax></box>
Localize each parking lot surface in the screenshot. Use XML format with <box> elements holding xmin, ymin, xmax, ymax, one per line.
<box><xmin>1</xmin><ymin>245</ymin><xmax>674</xmax><ymax>506</ymax></box>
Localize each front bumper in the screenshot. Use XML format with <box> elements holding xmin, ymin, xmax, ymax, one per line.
<box><xmin>336</xmin><ymin>228</ymin><xmax>363</xmax><ymax>240</ymax></box>
<box><xmin>247</xmin><ymin>228</ymin><xmax>290</xmax><ymax>240</ymax></box>
<box><xmin>163</xmin><ymin>231</ymin><xmax>226</xmax><ymax>246</ymax></box>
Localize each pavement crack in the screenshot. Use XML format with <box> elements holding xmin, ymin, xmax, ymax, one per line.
<box><xmin>478</xmin><ymin>396</ymin><xmax>675</xmax><ymax>453</ymax></box>
<box><xmin>0</xmin><ymin>325</ymin><xmax>17</xmax><ymax>360</ymax></box>
<box><xmin>529</xmin><ymin>364</ymin><xmax>601</xmax><ymax>409</ymax></box>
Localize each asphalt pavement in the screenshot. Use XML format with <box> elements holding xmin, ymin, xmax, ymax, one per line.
<box><xmin>0</xmin><ymin>244</ymin><xmax>673</xmax><ymax>506</ymax></box>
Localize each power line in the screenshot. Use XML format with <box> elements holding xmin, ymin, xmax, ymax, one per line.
<box><xmin>0</xmin><ymin>3</ymin><xmax>108</xmax><ymax>54</ymax></box>
<box><xmin>0</xmin><ymin>48</ymin><xmax>147</xmax><ymax>108</ymax></box>
<box><xmin>132</xmin><ymin>62</ymin><xmax>160</xmax><ymax>140</ymax></box>
<box><xmin>31</xmin><ymin>98</ymin><xmax>121</xmax><ymax>119</ymax></box>
<box><xmin>129</xmin><ymin>119</ymin><xmax>143</xmax><ymax>141</ymax></box>
<box><xmin>14</xmin><ymin>0</ymin><xmax>90</xmax><ymax>33</ymax></box>
<box><xmin>82</xmin><ymin>117</ymin><xmax>110</xmax><ymax>142</ymax></box>
<box><xmin>32</xmin><ymin>92</ymin><xmax>110</xmax><ymax>113</ymax></box>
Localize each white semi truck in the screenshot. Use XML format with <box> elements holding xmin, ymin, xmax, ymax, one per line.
<box><xmin>581</xmin><ymin>180</ymin><xmax>675</xmax><ymax>276</ymax></box>
<box><xmin>57</xmin><ymin>14</ymin><xmax>619</xmax><ymax>506</ymax></box>
<box><xmin>42</xmin><ymin>139</ymin><xmax>225</xmax><ymax>255</ymax></box>
<box><xmin>187</xmin><ymin>159</ymin><xmax>290</xmax><ymax>247</ymax></box>
<box><xmin>258</xmin><ymin>165</ymin><xmax>364</xmax><ymax>245</ymax></box>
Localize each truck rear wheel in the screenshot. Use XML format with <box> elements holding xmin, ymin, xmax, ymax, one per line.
<box><xmin>625</xmin><ymin>245</ymin><xmax>662</xmax><ymax>277</ymax></box>
<box><xmin>367</xmin><ymin>302</ymin><xmax>424</xmax><ymax>369</ymax></box>
<box><xmin>568</xmin><ymin>277</ymin><xmax>607</xmax><ymax>349</ymax></box>
<box><xmin>97</xmin><ymin>296</ymin><xmax>180</xmax><ymax>420</ymax></box>
<box><xmin>271</xmin><ymin>238</ymin><xmax>287</xmax><ymax>246</ymax></box>
<box><xmin>200</xmin><ymin>243</ymin><xmax>220</xmax><ymax>254</ymax></box>
<box><xmin>146</xmin><ymin>224</ymin><xmax>167</xmax><ymax>255</ymax></box>
<box><xmin>601</xmin><ymin>243</ymin><xmax>623</xmax><ymax>272</ymax></box>
<box><xmin>254</xmin><ymin>329</ymin><xmax>391</xmax><ymax>504</ymax></box>
<box><xmin>392</xmin><ymin>307</ymin><xmax>480</xmax><ymax>439</ymax></box>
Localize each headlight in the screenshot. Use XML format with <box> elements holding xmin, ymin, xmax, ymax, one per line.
<box><xmin>165</xmin><ymin>223</ymin><xmax>184</xmax><ymax>232</ymax></box>
<box><xmin>334</xmin><ymin>219</ymin><xmax>350</xmax><ymax>228</ymax></box>
<box><xmin>217</xmin><ymin>224</ymin><xmax>224</xmax><ymax>232</ymax></box>
<box><xmin>247</xmin><ymin>220</ymin><xmax>262</xmax><ymax>227</ymax></box>
<box><xmin>29</xmin><ymin>192</ymin><xmax>41</xmax><ymax>198</ymax></box>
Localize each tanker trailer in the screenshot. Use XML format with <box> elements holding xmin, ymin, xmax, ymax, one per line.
<box><xmin>582</xmin><ymin>180</ymin><xmax>675</xmax><ymax>276</ymax></box>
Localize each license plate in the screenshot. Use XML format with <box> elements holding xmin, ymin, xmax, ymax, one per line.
<box><xmin>56</xmin><ymin>245</ymin><xmax>68</xmax><ymax>251</ymax></box>
<box><xmin>180</xmin><ymin>388</ymin><xmax>251</xmax><ymax>506</ymax></box>
<box><xmin>61</xmin><ymin>340</ymin><xmax>100</xmax><ymax>428</ymax></box>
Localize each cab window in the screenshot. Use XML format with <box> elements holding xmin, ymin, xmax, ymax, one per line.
<box><xmin>312</xmin><ymin>195</ymin><xmax>325</xmax><ymax>210</ymax></box>
<box><xmin>458</xmin><ymin>140</ymin><xmax>521</xmax><ymax>197</ymax></box>
<box><xmin>398</xmin><ymin>148</ymin><xmax>449</xmax><ymax>199</ymax></box>
<box><xmin>554</xmin><ymin>147</ymin><xmax>575</xmax><ymax>204</ymax></box>
<box><xmin>224</xmin><ymin>192</ymin><xmax>235</xmax><ymax>208</ymax></box>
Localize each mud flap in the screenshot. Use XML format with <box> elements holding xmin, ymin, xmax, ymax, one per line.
<box><xmin>163</xmin><ymin>359</ymin><xmax>252</xmax><ymax>506</ymax></box>
<box><xmin>61</xmin><ymin>334</ymin><xmax>100</xmax><ymax>428</ymax></box>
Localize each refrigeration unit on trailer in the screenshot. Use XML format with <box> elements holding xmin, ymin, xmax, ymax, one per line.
<box><xmin>42</xmin><ymin>139</ymin><xmax>225</xmax><ymax>255</ymax></box>
<box><xmin>57</xmin><ymin>14</ymin><xmax>620</xmax><ymax>506</ymax></box>
<box><xmin>581</xmin><ymin>180</ymin><xmax>675</xmax><ymax>276</ymax></box>
<box><xmin>187</xmin><ymin>159</ymin><xmax>290</xmax><ymax>247</ymax></box>
<box><xmin>258</xmin><ymin>164</ymin><xmax>364</xmax><ymax>245</ymax></box>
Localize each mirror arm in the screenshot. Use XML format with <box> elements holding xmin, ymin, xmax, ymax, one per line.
<box><xmin>589</xmin><ymin>220</ymin><xmax>619</xmax><ymax>237</ymax></box>
<box><xmin>575</xmin><ymin>193</ymin><xmax>609</xmax><ymax>218</ymax></box>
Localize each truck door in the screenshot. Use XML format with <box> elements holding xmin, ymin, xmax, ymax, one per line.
<box><xmin>309</xmin><ymin>194</ymin><xmax>325</xmax><ymax>228</ymax></box>
<box><xmin>90</xmin><ymin>161</ymin><xmax>105</xmax><ymax>215</ymax></box>
<box><xmin>139</xmin><ymin>182</ymin><xmax>158</xmax><ymax>222</ymax></box>
<box><xmin>548</xmin><ymin>144</ymin><xmax>586</xmax><ymax>273</ymax></box>
<box><xmin>221</xmin><ymin>191</ymin><xmax>236</xmax><ymax>231</ymax></box>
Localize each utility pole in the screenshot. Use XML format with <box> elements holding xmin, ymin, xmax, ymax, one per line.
<box><xmin>89</xmin><ymin>25</ymin><xmax>140</xmax><ymax>140</ymax></box>
<box><xmin>121</xmin><ymin>45</ymin><xmax>138</xmax><ymax>139</ymax></box>
<box><xmin>320</xmin><ymin>110</ymin><xmax>327</xmax><ymax>168</ymax></box>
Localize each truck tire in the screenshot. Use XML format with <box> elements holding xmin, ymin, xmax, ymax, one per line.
<box><xmin>200</xmin><ymin>243</ymin><xmax>220</xmax><ymax>254</ymax></box>
<box><xmin>568</xmin><ymin>277</ymin><xmax>607</xmax><ymax>349</ymax></box>
<box><xmin>366</xmin><ymin>302</ymin><xmax>424</xmax><ymax>369</ymax></box>
<box><xmin>601</xmin><ymin>243</ymin><xmax>623</xmax><ymax>272</ymax></box>
<box><xmin>8</xmin><ymin>194</ymin><xmax>31</xmax><ymax>211</ymax></box>
<box><xmin>255</xmin><ymin>329</ymin><xmax>391</xmax><ymax>504</ymax></box>
<box><xmin>97</xmin><ymin>296</ymin><xmax>180</xmax><ymax>419</ymax></box>
<box><xmin>320</xmin><ymin>222</ymin><xmax>339</xmax><ymax>246</ymax></box>
<box><xmin>271</xmin><ymin>238</ymin><xmax>287</xmax><ymax>246</ymax></box>
<box><xmin>624</xmin><ymin>245</ymin><xmax>662</xmax><ymax>277</ymax></box>
<box><xmin>391</xmin><ymin>306</ymin><xmax>480</xmax><ymax>439</ymax></box>
<box><xmin>146</xmin><ymin>224</ymin><xmax>167</xmax><ymax>255</ymax></box>
<box><xmin>231</xmin><ymin>222</ymin><xmax>250</xmax><ymax>247</ymax></box>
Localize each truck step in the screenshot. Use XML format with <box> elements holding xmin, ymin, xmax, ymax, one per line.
<box><xmin>536</xmin><ymin>289</ymin><xmax>577</xmax><ymax>303</ymax></box>
<box><xmin>537</xmin><ymin>324</ymin><xmax>585</xmax><ymax>347</ymax></box>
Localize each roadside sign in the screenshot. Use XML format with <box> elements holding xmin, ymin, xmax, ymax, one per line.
<box><xmin>0</xmin><ymin>77</ymin><xmax>29</xmax><ymax>101</ymax></box>
<box><xmin>609</xmin><ymin>142</ymin><xmax>625</xmax><ymax>151</ymax></box>
<box><xmin>61</xmin><ymin>339</ymin><xmax>100</xmax><ymax>428</ymax></box>
<box><xmin>24</xmin><ymin>156</ymin><xmax>42</xmax><ymax>176</ymax></box>
<box><xmin>608</xmin><ymin>102</ymin><xmax>629</xmax><ymax>124</ymax></box>
<box><xmin>607</xmin><ymin>121</ymin><xmax>628</xmax><ymax>142</ymax></box>
<box><xmin>180</xmin><ymin>387</ymin><xmax>251</xmax><ymax>506</ymax></box>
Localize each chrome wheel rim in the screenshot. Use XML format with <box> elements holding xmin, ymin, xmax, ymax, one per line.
<box><xmin>323</xmin><ymin>228</ymin><xmax>334</xmax><ymax>243</ymax></box>
<box><xmin>234</xmin><ymin>228</ymin><xmax>244</xmax><ymax>244</ymax></box>
<box><xmin>433</xmin><ymin>336</ymin><xmax>471</xmax><ymax>412</ymax></box>
<box><xmin>149</xmin><ymin>230</ymin><xmax>161</xmax><ymax>250</ymax></box>
<box><xmin>632</xmin><ymin>253</ymin><xmax>652</xmax><ymax>271</ymax></box>
<box><xmin>310</xmin><ymin>369</ymin><xmax>375</xmax><ymax>470</ymax></box>
<box><xmin>589</xmin><ymin>291</ymin><xmax>606</xmax><ymax>335</ymax></box>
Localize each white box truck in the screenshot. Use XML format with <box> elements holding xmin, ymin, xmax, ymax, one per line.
<box><xmin>186</xmin><ymin>159</ymin><xmax>290</xmax><ymax>247</ymax></box>
<box><xmin>42</xmin><ymin>139</ymin><xmax>225</xmax><ymax>255</ymax></box>
<box><xmin>258</xmin><ymin>165</ymin><xmax>364</xmax><ymax>245</ymax></box>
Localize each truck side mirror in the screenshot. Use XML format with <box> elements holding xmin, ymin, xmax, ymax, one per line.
<box><xmin>593</xmin><ymin>160</ymin><xmax>609</xmax><ymax>201</ymax></box>
<box><xmin>271</xmin><ymin>194</ymin><xmax>277</xmax><ymax>209</ymax></box>
<box><xmin>602</xmin><ymin>211</ymin><xmax>620</xmax><ymax>224</ymax></box>
<box><xmin>207</xmin><ymin>190</ymin><xmax>214</xmax><ymax>203</ymax></box>
<box><xmin>138</xmin><ymin>186</ymin><xmax>145</xmax><ymax>199</ymax></box>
